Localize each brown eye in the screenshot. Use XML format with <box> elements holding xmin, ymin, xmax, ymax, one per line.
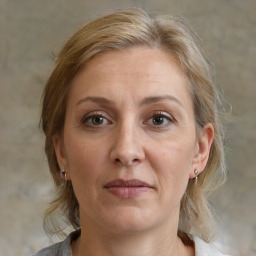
<box><xmin>144</xmin><ymin>112</ymin><xmax>173</xmax><ymax>128</ymax></box>
<box><xmin>152</xmin><ymin>115</ymin><xmax>165</xmax><ymax>125</ymax></box>
<box><xmin>82</xmin><ymin>114</ymin><xmax>109</xmax><ymax>126</ymax></box>
<box><xmin>152</xmin><ymin>114</ymin><xmax>172</xmax><ymax>126</ymax></box>
<box><xmin>91</xmin><ymin>116</ymin><xmax>104</xmax><ymax>125</ymax></box>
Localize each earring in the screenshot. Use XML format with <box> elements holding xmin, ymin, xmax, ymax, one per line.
<box><xmin>194</xmin><ymin>169</ymin><xmax>199</xmax><ymax>185</ymax></box>
<box><xmin>60</xmin><ymin>169</ymin><xmax>67</xmax><ymax>181</ymax></box>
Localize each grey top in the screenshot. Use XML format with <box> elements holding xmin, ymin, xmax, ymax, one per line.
<box><xmin>33</xmin><ymin>229</ymin><xmax>230</xmax><ymax>256</ymax></box>
<box><xmin>32</xmin><ymin>230</ymin><xmax>80</xmax><ymax>256</ymax></box>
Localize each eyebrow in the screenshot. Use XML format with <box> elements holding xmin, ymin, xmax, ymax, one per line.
<box><xmin>141</xmin><ymin>95</ymin><xmax>185</xmax><ymax>108</ymax></box>
<box><xmin>76</xmin><ymin>96</ymin><xmax>115</xmax><ymax>106</ymax></box>
<box><xmin>76</xmin><ymin>95</ymin><xmax>184</xmax><ymax>108</ymax></box>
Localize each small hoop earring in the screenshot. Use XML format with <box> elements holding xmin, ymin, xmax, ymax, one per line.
<box><xmin>194</xmin><ymin>169</ymin><xmax>199</xmax><ymax>185</ymax></box>
<box><xmin>60</xmin><ymin>169</ymin><xmax>67</xmax><ymax>181</ymax></box>
<box><xmin>60</xmin><ymin>170</ymin><xmax>67</xmax><ymax>189</ymax></box>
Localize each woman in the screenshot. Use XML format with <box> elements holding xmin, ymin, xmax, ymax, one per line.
<box><xmin>34</xmin><ymin>8</ymin><xmax>229</xmax><ymax>256</ymax></box>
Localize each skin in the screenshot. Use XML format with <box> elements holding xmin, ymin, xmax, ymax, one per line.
<box><xmin>53</xmin><ymin>47</ymin><xmax>214</xmax><ymax>256</ymax></box>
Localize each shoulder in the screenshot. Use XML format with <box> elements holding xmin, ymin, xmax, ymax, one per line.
<box><xmin>32</xmin><ymin>229</ymin><xmax>80</xmax><ymax>256</ymax></box>
<box><xmin>194</xmin><ymin>236</ymin><xmax>231</xmax><ymax>256</ymax></box>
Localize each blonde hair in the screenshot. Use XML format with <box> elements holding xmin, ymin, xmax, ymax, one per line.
<box><xmin>41</xmin><ymin>7</ymin><xmax>226</xmax><ymax>242</ymax></box>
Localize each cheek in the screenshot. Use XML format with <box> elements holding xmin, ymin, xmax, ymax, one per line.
<box><xmin>65</xmin><ymin>135</ymin><xmax>108</xmax><ymax>185</ymax></box>
<box><xmin>149</xmin><ymin>139</ymin><xmax>195</xmax><ymax>195</ymax></box>
<box><xmin>151</xmin><ymin>138</ymin><xmax>194</xmax><ymax>173</ymax></box>
<box><xmin>64</xmin><ymin>139</ymin><xmax>108</xmax><ymax>212</ymax></box>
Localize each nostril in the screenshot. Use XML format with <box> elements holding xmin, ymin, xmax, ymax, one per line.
<box><xmin>115</xmin><ymin>158</ymin><xmax>140</xmax><ymax>166</ymax></box>
<box><xmin>115</xmin><ymin>158</ymin><xmax>121</xmax><ymax>163</ymax></box>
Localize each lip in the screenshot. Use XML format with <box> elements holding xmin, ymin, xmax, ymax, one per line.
<box><xmin>104</xmin><ymin>179</ymin><xmax>153</xmax><ymax>199</ymax></box>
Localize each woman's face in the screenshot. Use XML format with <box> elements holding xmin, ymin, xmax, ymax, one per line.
<box><xmin>54</xmin><ymin>47</ymin><xmax>213</xmax><ymax>234</ymax></box>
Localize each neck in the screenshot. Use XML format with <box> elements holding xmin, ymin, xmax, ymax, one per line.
<box><xmin>72</xmin><ymin>213</ymin><xmax>194</xmax><ymax>256</ymax></box>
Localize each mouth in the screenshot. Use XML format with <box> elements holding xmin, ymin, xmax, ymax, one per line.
<box><xmin>104</xmin><ymin>179</ymin><xmax>153</xmax><ymax>199</ymax></box>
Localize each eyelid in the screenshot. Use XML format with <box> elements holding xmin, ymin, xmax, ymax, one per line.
<box><xmin>143</xmin><ymin>111</ymin><xmax>175</xmax><ymax>127</ymax></box>
<box><xmin>81</xmin><ymin>111</ymin><xmax>112</xmax><ymax>126</ymax></box>
<box><xmin>145</xmin><ymin>111</ymin><xmax>174</xmax><ymax>121</ymax></box>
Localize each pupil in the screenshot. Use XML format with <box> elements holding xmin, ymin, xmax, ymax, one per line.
<box><xmin>93</xmin><ymin>116</ymin><xmax>103</xmax><ymax>125</ymax></box>
<box><xmin>153</xmin><ymin>116</ymin><xmax>163</xmax><ymax>125</ymax></box>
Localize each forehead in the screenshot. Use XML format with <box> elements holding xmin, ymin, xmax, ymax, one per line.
<box><xmin>68</xmin><ymin>47</ymin><xmax>192</xmax><ymax>108</ymax></box>
<box><xmin>77</xmin><ymin>47</ymin><xmax>186</xmax><ymax>82</ymax></box>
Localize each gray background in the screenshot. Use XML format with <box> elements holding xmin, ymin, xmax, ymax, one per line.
<box><xmin>0</xmin><ymin>0</ymin><xmax>255</xmax><ymax>255</ymax></box>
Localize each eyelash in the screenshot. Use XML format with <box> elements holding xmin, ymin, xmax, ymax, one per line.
<box><xmin>81</xmin><ymin>112</ymin><xmax>111</xmax><ymax>127</ymax></box>
<box><xmin>144</xmin><ymin>112</ymin><xmax>174</xmax><ymax>128</ymax></box>
<box><xmin>81</xmin><ymin>111</ymin><xmax>174</xmax><ymax>128</ymax></box>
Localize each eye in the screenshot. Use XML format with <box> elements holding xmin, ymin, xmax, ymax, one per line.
<box><xmin>152</xmin><ymin>115</ymin><xmax>166</xmax><ymax>125</ymax></box>
<box><xmin>81</xmin><ymin>113</ymin><xmax>111</xmax><ymax>127</ymax></box>
<box><xmin>145</xmin><ymin>112</ymin><xmax>173</xmax><ymax>127</ymax></box>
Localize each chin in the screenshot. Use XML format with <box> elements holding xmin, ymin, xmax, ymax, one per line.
<box><xmin>102</xmin><ymin>206</ymin><xmax>157</xmax><ymax>234</ymax></box>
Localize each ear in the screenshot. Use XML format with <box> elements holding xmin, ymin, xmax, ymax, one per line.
<box><xmin>52</xmin><ymin>134</ymin><xmax>71</xmax><ymax>180</ymax></box>
<box><xmin>189</xmin><ymin>123</ymin><xmax>214</xmax><ymax>178</ymax></box>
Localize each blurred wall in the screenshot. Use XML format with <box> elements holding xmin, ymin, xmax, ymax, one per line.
<box><xmin>0</xmin><ymin>0</ymin><xmax>255</xmax><ymax>255</ymax></box>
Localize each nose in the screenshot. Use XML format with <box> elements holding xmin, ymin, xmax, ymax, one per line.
<box><xmin>109</xmin><ymin>124</ymin><xmax>145</xmax><ymax>167</ymax></box>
